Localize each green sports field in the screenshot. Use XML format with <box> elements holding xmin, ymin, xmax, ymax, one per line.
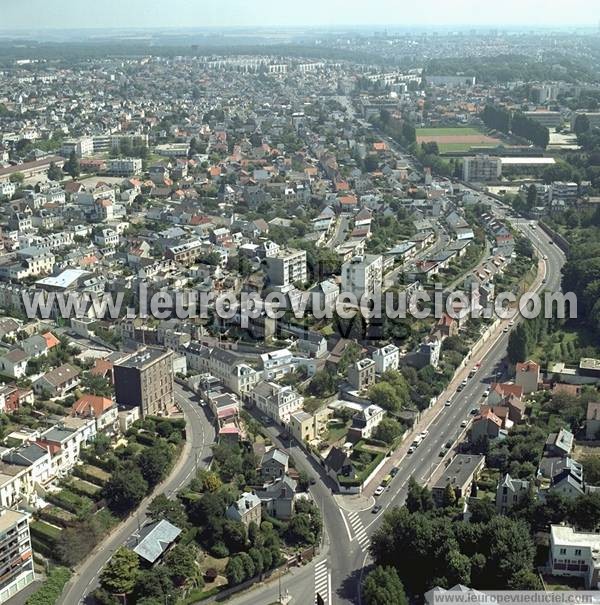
<box><xmin>416</xmin><ymin>127</ymin><xmax>502</xmax><ymax>154</ymax></box>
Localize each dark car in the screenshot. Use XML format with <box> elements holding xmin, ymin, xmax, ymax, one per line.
<box><xmin>390</xmin><ymin>467</ymin><xmax>399</xmax><ymax>477</ymax></box>
<box><xmin>372</xmin><ymin>505</ymin><xmax>383</xmax><ymax>514</ymax></box>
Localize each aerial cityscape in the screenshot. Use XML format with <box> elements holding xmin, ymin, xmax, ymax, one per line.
<box><xmin>1</xmin><ymin>3</ymin><xmax>600</xmax><ymax>605</ymax></box>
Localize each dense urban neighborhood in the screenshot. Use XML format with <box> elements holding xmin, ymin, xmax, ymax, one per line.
<box><xmin>1</xmin><ymin>9</ymin><xmax>600</xmax><ymax>605</ymax></box>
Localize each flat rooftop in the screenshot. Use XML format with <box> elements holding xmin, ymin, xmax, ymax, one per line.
<box><xmin>117</xmin><ymin>347</ymin><xmax>170</xmax><ymax>369</ymax></box>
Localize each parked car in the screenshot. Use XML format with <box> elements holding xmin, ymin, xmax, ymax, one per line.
<box><xmin>420</xmin><ymin>430</ymin><xmax>429</xmax><ymax>439</ymax></box>
<box><xmin>461</xmin><ymin>420</ymin><xmax>469</xmax><ymax>428</ymax></box>
<box><xmin>374</xmin><ymin>486</ymin><xmax>385</xmax><ymax>497</ymax></box>
<box><xmin>470</xmin><ymin>407</ymin><xmax>479</xmax><ymax>415</ymax></box>
<box><xmin>390</xmin><ymin>467</ymin><xmax>399</xmax><ymax>477</ymax></box>
<box><xmin>372</xmin><ymin>505</ymin><xmax>382</xmax><ymax>514</ymax></box>
<box><xmin>408</xmin><ymin>445</ymin><xmax>416</xmax><ymax>455</ymax></box>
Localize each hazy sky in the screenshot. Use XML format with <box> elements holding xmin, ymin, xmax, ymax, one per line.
<box><xmin>1</xmin><ymin>0</ymin><xmax>594</xmax><ymax>29</ymax></box>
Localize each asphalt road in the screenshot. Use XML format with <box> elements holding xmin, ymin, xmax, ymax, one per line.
<box><xmin>60</xmin><ymin>383</ymin><xmax>215</xmax><ymax>605</ymax></box>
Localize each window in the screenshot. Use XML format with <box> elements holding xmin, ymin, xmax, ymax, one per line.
<box><xmin>575</xmin><ymin>549</ymin><xmax>582</xmax><ymax>556</ymax></box>
<box><xmin>559</xmin><ymin>548</ymin><xmax>567</xmax><ymax>555</ymax></box>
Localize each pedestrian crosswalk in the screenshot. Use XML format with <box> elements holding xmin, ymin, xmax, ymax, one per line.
<box><xmin>348</xmin><ymin>511</ymin><xmax>370</xmax><ymax>551</ymax></box>
<box><xmin>314</xmin><ymin>560</ymin><xmax>330</xmax><ymax>605</ymax></box>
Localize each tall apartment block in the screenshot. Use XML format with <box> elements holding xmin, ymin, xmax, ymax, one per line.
<box><xmin>265</xmin><ymin>249</ymin><xmax>307</xmax><ymax>288</ymax></box>
<box><xmin>0</xmin><ymin>509</ymin><xmax>34</xmax><ymax>603</ymax></box>
<box><xmin>113</xmin><ymin>347</ymin><xmax>174</xmax><ymax>417</ymax></box>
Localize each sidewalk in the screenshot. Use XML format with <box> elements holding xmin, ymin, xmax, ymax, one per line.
<box><xmin>334</xmin><ymin>492</ymin><xmax>374</xmax><ymax>513</ymax></box>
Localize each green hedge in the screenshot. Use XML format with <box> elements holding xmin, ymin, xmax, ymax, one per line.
<box><xmin>39</xmin><ymin>506</ymin><xmax>76</xmax><ymax>528</ymax></box>
<box><xmin>47</xmin><ymin>489</ymin><xmax>94</xmax><ymax>515</ymax></box>
<box><xmin>73</xmin><ymin>464</ymin><xmax>110</xmax><ymax>486</ymax></box>
<box><xmin>30</xmin><ymin>521</ymin><xmax>61</xmax><ymax>544</ymax></box>
<box><xmin>64</xmin><ymin>478</ymin><xmax>102</xmax><ymax>500</ymax></box>
<box><xmin>26</xmin><ymin>566</ymin><xmax>71</xmax><ymax>605</ymax></box>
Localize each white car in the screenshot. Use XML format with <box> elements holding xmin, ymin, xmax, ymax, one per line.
<box><xmin>374</xmin><ymin>486</ymin><xmax>385</xmax><ymax>497</ymax></box>
<box><xmin>461</xmin><ymin>420</ymin><xmax>469</xmax><ymax>428</ymax></box>
<box><xmin>420</xmin><ymin>430</ymin><xmax>429</xmax><ymax>439</ymax></box>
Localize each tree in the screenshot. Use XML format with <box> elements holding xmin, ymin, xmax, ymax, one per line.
<box><xmin>9</xmin><ymin>172</ymin><xmax>24</xmax><ymax>184</ymax></box>
<box><xmin>100</xmin><ymin>547</ymin><xmax>139</xmax><ymax>596</ymax></box>
<box><xmin>139</xmin><ymin>442</ymin><xmax>172</xmax><ymax>487</ymax></box>
<box><xmin>55</xmin><ymin>524</ymin><xmax>98</xmax><ymax>566</ymax></box>
<box><xmin>574</xmin><ymin>114</ymin><xmax>591</xmax><ymax>137</ymax></box>
<box><xmin>47</xmin><ymin>161</ymin><xmax>63</xmax><ymax>181</ymax></box>
<box><xmin>134</xmin><ymin>567</ymin><xmax>174</xmax><ymax>603</ymax></box>
<box><xmin>507</xmin><ymin>325</ymin><xmax>528</xmax><ymax>364</ymax></box>
<box><xmin>225</xmin><ymin>555</ymin><xmax>246</xmax><ymax>585</ymax></box>
<box><xmin>164</xmin><ymin>543</ymin><xmax>200</xmax><ymax>587</ymax></box>
<box><xmin>372</xmin><ymin>418</ymin><xmax>404</xmax><ymax>444</ymax></box>
<box><xmin>526</xmin><ymin>185</ymin><xmax>537</xmax><ymax>210</ymax></box>
<box><xmin>569</xmin><ymin>492</ymin><xmax>600</xmax><ymax>531</ymax></box>
<box><xmin>483</xmin><ymin>517</ymin><xmax>535</xmax><ymax>588</ymax></box>
<box><xmin>307</xmin><ymin>369</ymin><xmax>336</xmax><ymax>397</ymax></box>
<box><xmin>363</xmin><ymin>566</ymin><xmax>408</xmax><ymax>605</ymax></box>
<box><xmin>442</xmin><ymin>483</ymin><xmax>457</xmax><ymax>508</ymax></box>
<box><xmin>65</xmin><ymin>150</ymin><xmax>80</xmax><ymax>179</ymax></box>
<box><xmin>147</xmin><ymin>494</ymin><xmax>188</xmax><ymax>528</ymax></box>
<box><xmin>285</xmin><ymin>513</ymin><xmax>317</xmax><ymax>545</ymax></box>
<box><xmin>406</xmin><ymin>476</ymin><xmax>434</xmax><ymax>513</ymax></box>
<box><xmin>103</xmin><ymin>463</ymin><xmax>148</xmax><ymax>514</ymax></box>
<box><xmin>368</xmin><ymin>383</ymin><xmax>403</xmax><ymax>413</ymax></box>
<box><xmin>469</xmin><ymin>498</ymin><xmax>496</xmax><ymax>524</ymax></box>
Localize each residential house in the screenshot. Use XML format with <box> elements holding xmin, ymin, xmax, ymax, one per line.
<box><xmin>255</xmin><ymin>475</ymin><xmax>297</xmax><ymax>520</ymax></box>
<box><xmin>515</xmin><ymin>360</ymin><xmax>541</xmax><ymax>394</ymax></box>
<box><xmin>0</xmin><ymin>350</ymin><xmax>28</xmax><ymax>379</ymax></box>
<box><xmin>260</xmin><ymin>448</ymin><xmax>289</xmax><ymax>480</ymax></box>
<box><xmin>348</xmin><ymin>404</ymin><xmax>385</xmax><ymax>440</ymax></box>
<box><xmin>71</xmin><ymin>394</ymin><xmax>119</xmax><ymax>435</ymax></box>
<box><xmin>133</xmin><ymin>519</ymin><xmax>182</xmax><ymax>566</ymax></box>
<box><xmin>372</xmin><ymin>344</ymin><xmax>399</xmax><ymax>374</ymax></box>
<box><xmin>431</xmin><ymin>454</ymin><xmax>485</xmax><ymax>507</ymax></box>
<box><xmin>496</xmin><ymin>473</ymin><xmax>532</xmax><ymax>514</ymax></box>
<box><xmin>33</xmin><ymin>364</ymin><xmax>80</xmax><ymax>398</ymax></box>
<box><xmin>549</xmin><ymin>525</ymin><xmax>600</xmax><ymax>588</ymax></box>
<box><xmin>250</xmin><ymin>381</ymin><xmax>304</xmax><ymax>425</ymax></box>
<box><xmin>348</xmin><ymin>359</ymin><xmax>376</xmax><ymax>392</ymax></box>
<box><xmin>289</xmin><ymin>408</ymin><xmax>332</xmax><ymax>444</ymax></box>
<box><xmin>586</xmin><ymin>402</ymin><xmax>600</xmax><ymax>440</ymax></box>
<box><xmin>226</xmin><ymin>492</ymin><xmax>262</xmax><ymax>528</ymax></box>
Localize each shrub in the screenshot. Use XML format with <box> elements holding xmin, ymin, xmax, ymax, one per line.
<box><xmin>26</xmin><ymin>566</ymin><xmax>71</xmax><ymax>605</ymax></box>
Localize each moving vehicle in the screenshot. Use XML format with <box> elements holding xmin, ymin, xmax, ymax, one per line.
<box><xmin>372</xmin><ymin>505</ymin><xmax>382</xmax><ymax>514</ymax></box>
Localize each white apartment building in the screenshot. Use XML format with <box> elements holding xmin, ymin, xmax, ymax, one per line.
<box><xmin>95</xmin><ymin>228</ymin><xmax>119</xmax><ymax>248</ymax></box>
<box><xmin>341</xmin><ymin>254</ymin><xmax>383</xmax><ymax>299</ymax></box>
<box><xmin>265</xmin><ymin>249</ymin><xmax>307</xmax><ymax>288</ymax></box>
<box><xmin>0</xmin><ymin>509</ymin><xmax>34</xmax><ymax>604</ymax></box>
<box><xmin>463</xmin><ymin>155</ymin><xmax>502</xmax><ymax>182</ymax></box>
<box><xmin>61</xmin><ymin>136</ymin><xmax>94</xmax><ymax>158</ymax></box>
<box><xmin>251</xmin><ymin>381</ymin><xmax>304</xmax><ymax>425</ymax></box>
<box><xmin>106</xmin><ymin>157</ymin><xmax>143</xmax><ymax>177</ymax></box>
<box><xmin>0</xmin><ymin>182</ymin><xmax>16</xmax><ymax>198</ymax></box>
<box><xmin>549</xmin><ymin>525</ymin><xmax>600</xmax><ymax>588</ymax></box>
<box><xmin>372</xmin><ymin>344</ymin><xmax>400</xmax><ymax>374</ymax></box>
